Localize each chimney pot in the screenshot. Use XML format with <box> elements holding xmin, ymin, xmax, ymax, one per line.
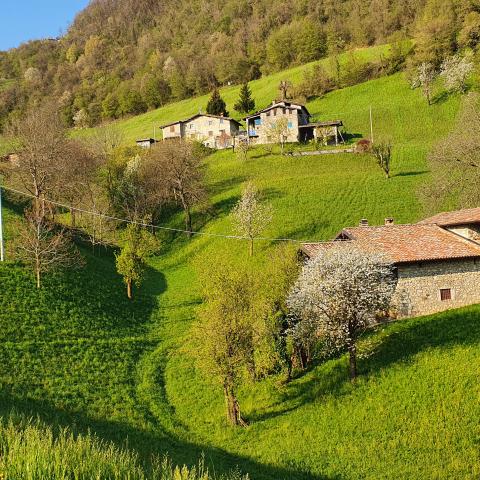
<box><xmin>385</xmin><ymin>217</ymin><xmax>394</xmax><ymax>226</ymax></box>
<box><xmin>359</xmin><ymin>219</ymin><xmax>369</xmax><ymax>227</ymax></box>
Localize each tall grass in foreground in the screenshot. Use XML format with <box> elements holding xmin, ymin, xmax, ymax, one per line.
<box><xmin>0</xmin><ymin>415</ymin><xmax>248</xmax><ymax>480</ymax></box>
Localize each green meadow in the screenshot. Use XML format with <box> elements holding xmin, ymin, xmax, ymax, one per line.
<box><xmin>1</xmin><ymin>44</ymin><xmax>479</xmax><ymax>478</ymax></box>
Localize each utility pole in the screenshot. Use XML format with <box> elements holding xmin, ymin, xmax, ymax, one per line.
<box><xmin>0</xmin><ymin>177</ymin><xmax>5</xmax><ymax>262</ymax></box>
<box><xmin>369</xmin><ymin>106</ymin><xmax>374</xmax><ymax>144</ymax></box>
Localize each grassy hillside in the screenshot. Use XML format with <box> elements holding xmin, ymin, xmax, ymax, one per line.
<box><xmin>1</xmin><ymin>48</ymin><xmax>478</xmax><ymax>478</ymax></box>
<box><xmin>82</xmin><ymin>43</ymin><xmax>394</xmax><ymax>144</ymax></box>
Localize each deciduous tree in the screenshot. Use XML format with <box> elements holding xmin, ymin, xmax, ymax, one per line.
<box><xmin>287</xmin><ymin>246</ymin><xmax>396</xmax><ymax>381</ymax></box>
<box><xmin>232</xmin><ymin>182</ymin><xmax>273</xmax><ymax>256</ymax></box>
<box><xmin>13</xmin><ymin>208</ymin><xmax>83</xmax><ymax>289</ymax></box>
<box><xmin>115</xmin><ymin>224</ymin><xmax>159</xmax><ymax>299</ymax></box>
<box><xmin>422</xmin><ymin>92</ymin><xmax>480</xmax><ymax>210</ymax></box>
<box><xmin>150</xmin><ymin>141</ymin><xmax>207</xmax><ymax>235</ymax></box>
<box><xmin>411</xmin><ymin>62</ymin><xmax>437</xmax><ymax>105</ymax></box>
<box><xmin>372</xmin><ymin>141</ymin><xmax>393</xmax><ymax>178</ymax></box>
<box><xmin>440</xmin><ymin>54</ymin><xmax>474</xmax><ymax>93</ymax></box>
<box><xmin>194</xmin><ymin>257</ymin><xmax>256</xmax><ymax>426</ymax></box>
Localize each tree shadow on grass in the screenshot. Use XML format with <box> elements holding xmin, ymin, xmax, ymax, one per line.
<box><xmin>0</xmin><ymin>394</ymin><xmax>337</xmax><ymax>480</ymax></box>
<box><xmin>253</xmin><ymin>306</ymin><xmax>480</xmax><ymax>423</ymax></box>
<box><xmin>361</xmin><ymin>306</ymin><xmax>480</xmax><ymax>375</ymax></box>
<box><xmin>392</xmin><ymin>170</ymin><xmax>429</xmax><ymax>178</ymax></box>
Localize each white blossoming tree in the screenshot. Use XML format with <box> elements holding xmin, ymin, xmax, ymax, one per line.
<box><xmin>411</xmin><ymin>62</ymin><xmax>437</xmax><ymax>105</ymax></box>
<box><xmin>232</xmin><ymin>182</ymin><xmax>273</xmax><ymax>256</ymax></box>
<box><xmin>440</xmin><ymin>54</ymin><xmax>474</xmax><ymax>93</ymax></box>
<box><xmin>287</xmin><ymin>246</ymin><xmax>396</xmax><ymax>381</ymax></box>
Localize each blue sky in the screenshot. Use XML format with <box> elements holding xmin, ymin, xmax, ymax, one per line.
<box><xmin>0</xmin><ymin>0</ymin><xmax>90</xmax><ymax>51</ymax></box>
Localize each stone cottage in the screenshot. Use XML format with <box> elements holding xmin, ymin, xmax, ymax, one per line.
<box><xmin>301</xmin><ymin>208</ymin><xmax>480</xmax><ymax>318</ymax></box>
<box><xmin>244</xmin><ymin>100</ymin><xmax>344</xmax><ymax>145</ymax></box>
<box><xmin>160</xmin><ymin>113</ymin><xmax>242</xmax><ymax>149</ymax></box>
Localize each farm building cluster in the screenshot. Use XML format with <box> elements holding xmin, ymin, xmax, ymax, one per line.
<box><xmin>302</xmin><ymin>208</ymin><xmax>480</xmax><ymax>318</ymax></box>
<box><xmin>136</xmin><ymin>101</ymin><xmax>343</xmax><ymax>150</ymax></box>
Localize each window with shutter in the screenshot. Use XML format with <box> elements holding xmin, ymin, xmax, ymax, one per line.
<box><xmin>440</xmin><ymin>289</ymin><xmax>452</xmax><ymax>301</ymax></box>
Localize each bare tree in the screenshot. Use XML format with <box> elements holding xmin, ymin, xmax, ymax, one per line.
<box><xmin>232</xmin><ymin>182</ymin><xmax>273</xmax><ymax>256</ymax></box>
<box><xmin>440</xmin><ymin>54</ymin><xmax>474</xmax><ymax>93</ymax></box>
<box><xmin>372</xmin><ymin>142</ymin><xmax>393</xmax><ymax>178</ymax></box>
<box><xmin>264</xmin><ymin>118</ymin><xmax>290</xmax><ymax>154</ymax></box>
<box><xmin>422</xmin><ymin>92</ymin><xmax>480</xmax><ymax>210</ymax></box>
<box><xmin>411</xmin><ymin>62</ymin><xmax>436</xmax><ymax>105</ymax></box>
<box><xmin>7</xmin><ymin>102</ymin><xmax>71</xmax><ymax>220</ymax></box>
<box><xmin>150</xmin><ymin>141</ymin><xmax>207</xmax><ymax>235</ymax></box>
<box><xmin>278</xmin><ymin>80</ymin><xmax>292</xmax><ymax>101</ymax></box>
<box><xmin>235</xmin><ymin>138</ymin><xmax>250</xmax><ymax>161</ymax></box>
<box><xmin>287</xmin><ymin>246</ymin><xmax>396</xmax><ymax>381</ymax></box>
<box><xmin>13</xmin><ymin>208</ymin><xmax>83</xmax><ymax>288</ymax></box>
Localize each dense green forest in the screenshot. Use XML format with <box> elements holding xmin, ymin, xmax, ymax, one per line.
<box><xmin>1</xmin><ymin>0</ymin><xmax>479</xmax><ymax>129</ymax></box>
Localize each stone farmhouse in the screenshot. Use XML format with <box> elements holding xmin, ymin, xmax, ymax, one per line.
<box><xmin>244</xmin><ymin>100</ymin><xmax>344</xmax><ymax>145</ymax></box>
<box><xmin>160</xmin><ymin>113</ymin><xmax>242</xmax><ymax>149</ymax></box>
<box><xmin>301</xmin><ymin>208</ymin><xmax>480</xmax><ymax>318</ymax></box>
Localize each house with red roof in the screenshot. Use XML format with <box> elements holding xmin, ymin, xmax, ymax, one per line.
<box><xmin>301</xmin><ymin>208</ymin><xmax>480</xmax><ymax>317</ymax></box>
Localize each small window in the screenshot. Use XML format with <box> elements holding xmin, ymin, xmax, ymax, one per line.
<box><xmin>170</xmin><ymin>125</ymin><xmax>175</xmax><ymax>132</ymax></box>
<box><xmin>208</xmin><ymin>131</ymin><xmax>213</xmax><ymax>137</ymax></box>
<box><xmin>266</xmin><ymin>111</ymin><xmax>271</xmax><ymax>117</ymax></box>
<box><xmin>190</xmin><ymin>124</ymin><xmax>193</xmax><ymax>129</ymax></box>
<box><xmin>287</xmin><ymin>121</ymin><xmax>293</xmax><ymax>129</ymax></box>
<box><xmin>254</xmin><ymin>118</ymin><xmax>262</xmax><ymax>126</ymax></box>
<box><xmin>282</xmin><ymin>108</ymin><xmax>286</xmax><ymax>114</ymax></box>
<box><xmin>220</xmin><ymin>118</ymin><xmax>224</xmax><ymax>124</ymax></box>
<box><xmin>273</xmin><ymin>109</ymin><xmax>277</xmax><ymax>116</ymax></box>
<box><xmin>208</xmin><ymin>120</ymin><xmax>213</xmax><ymax>126</ymax></box>
<box><xmin>440</xmin><ymin>288</ymin><xmax>452</xmax><ymax>301</ymax></box>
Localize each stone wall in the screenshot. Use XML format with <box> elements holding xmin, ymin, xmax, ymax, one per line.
<box><xmin>447</xmin><ymin>225</ymin><xmax>480</xmax><ymax>242</ymax></box>
<box><xmin>394</xmin><ymin>258</ymin><xmax>480</xmax><ymax>317</ymax></box>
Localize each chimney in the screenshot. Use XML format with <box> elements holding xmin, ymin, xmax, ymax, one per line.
<box><xmin>385</xmin><ymin>217</ymin><xmax>394</xmax><ymax>226</ymax></box>
<box><xmin>359</xmin><ymin>219</ymin><xmax>369</xmax><ymax>227</ymax></box>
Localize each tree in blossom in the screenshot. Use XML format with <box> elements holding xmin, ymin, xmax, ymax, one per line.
<box><xmin>411</xmin><ymin>62</ymin><xmax>437</xmax><ymax>105</ymax></box>
<box><xmin>287</xmin><ymin>246</ymin><xmax>396</xmax><ymax>381</ymax></box>
<box><xmin>440</xmin><ymin>54</ymin><xmax>474</xmax><ymax>93</ymax></box>
<box><xmin>232</xmin><ymin>182</ymin><xmax>273</xmax><ymax>256</ymax></box>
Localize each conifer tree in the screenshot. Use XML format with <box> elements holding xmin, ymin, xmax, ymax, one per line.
<box><xmin>234</xmin><ymin>83</ymin><xmax>255</xmax><ymax>114</ymax></box>
<box><xmin>206</xmin><ymin>88</ymin><xmax>228</xmax><ymax>116</ymax></box>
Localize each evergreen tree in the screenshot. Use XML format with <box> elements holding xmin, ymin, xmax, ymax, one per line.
<box><xmin>234</xmin><ymin>83</ymin><xmax>255</xmax><ymax>114</ymax></box>
<box><xmin>206</xmin><ymin>88</ymin><xmax>228</xmax><ymax>116</ymax></box>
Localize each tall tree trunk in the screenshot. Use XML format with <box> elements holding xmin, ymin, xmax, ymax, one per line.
<box><xmin>223</xmin><ymin>381</ymin><xmax>247</xmax><ymax>427</ymax></box>
<box><xmin>35</xmin><ymin>261</ymin><xmax>41</xmax><ymax>289</ymax></box>
<box><xmin>127</xmin><ymin>278</ymin><xmax>133</xmax><ymax>300</ymax></box>
<box><xmin>249</xmin><ymin>237</ymin><xmax>254</xmax><ymax>256</ymax></box>
<box><xmin>184</xmin><ymin>207</ymin><xmax>192</xmax><ymax>237</ymax></box>
<box><xmin>348</xmin><ymin>339</ymin><xmax>357</xmax><ymax>381</ymax></box>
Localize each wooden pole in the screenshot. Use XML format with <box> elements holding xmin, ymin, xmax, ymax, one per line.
<box><xmin>0</xmin><ymin>179</ymin><xmax>4</xmax><ymax>262</ymax></box>
<box><xmin>370</xmin><ymin>106</ymin><xmax>374</xmax><ymax>144</ymax></box>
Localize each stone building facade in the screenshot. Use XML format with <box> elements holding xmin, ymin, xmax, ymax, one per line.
<box><xmin>244</xmin><ymin>101</ymin><xmax>311</xmax><ymax>145</ymax></box>
<box><xmin>301</xmin><ymin>207</ymin><xmax>480</xmax><ymax>318</ymax></box>
<box><xmin>395</xmin><ymin>258</ymin><xmax>480</xmax><ymax>317</ymax></box>
<box><xmin>160</xmin><ymin>114</ymin><xmax>242</xmax><ymax>149</ymax></box>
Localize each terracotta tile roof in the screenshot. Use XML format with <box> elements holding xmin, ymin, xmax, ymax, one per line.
<box><xmin>302</xmin><ymin>224</ymin><xmax>480</xmax><ymax>264</ymax></box>
<box><xmin>301</xmin><ymin>241</ymin><xmax>351</xmax><ymax>258</ymax></box>
<box><xmin>418</xmin><ymin>207</ymin><xmax>480</xmax><ymax>227</ymax></box>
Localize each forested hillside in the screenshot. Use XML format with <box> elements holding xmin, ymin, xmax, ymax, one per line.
<box><xmin>1</xmin><ymin>0</ymin><xmax>479</xmax><ymax>129</ymax></box>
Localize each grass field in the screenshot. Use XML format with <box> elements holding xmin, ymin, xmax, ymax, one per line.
<box><xmin>1</xmin><ymin>45</ymin><xmax>479</xmax><ymax>478</ymax></box>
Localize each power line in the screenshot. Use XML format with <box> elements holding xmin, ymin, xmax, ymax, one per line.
<box><xmin>1</xmin><ymin>184</ymin><xmax>318</xmax><ymax>244</ymax></box>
